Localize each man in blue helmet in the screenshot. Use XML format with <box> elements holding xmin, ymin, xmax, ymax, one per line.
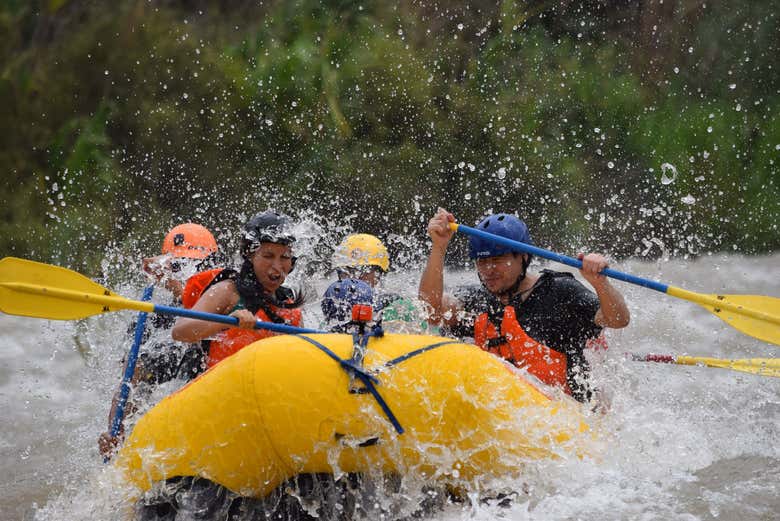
<box><xmin>418</xmin><ymin>208</ymin><xmax>629</xmax><ymax>403</ymax></box>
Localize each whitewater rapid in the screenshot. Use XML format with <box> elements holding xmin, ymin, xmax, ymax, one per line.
<box><xmin>1</xmin><ymin>254</ymin><xmax>778</xmax><ymax>520</ymax></box>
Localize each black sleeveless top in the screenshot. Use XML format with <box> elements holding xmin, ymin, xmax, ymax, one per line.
<box><xmin>446</xmin><ymin>270</ymin><xmax>602</xmax><ymax>401</ymax></box>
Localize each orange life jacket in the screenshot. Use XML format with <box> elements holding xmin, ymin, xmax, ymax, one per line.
<box><xmin>206</xmin><ymin>302</ymin><xmax>302</xmax><ymax>367</ymax></box>
<box><xmin>474</xmin><ymin>306</ymin><xmax>570</xmax><ymax>393</ymax></box>
<box><xmin>182</xmin><ymin>268</ymin><xmax>223</xmax><ymax>309</ymax></box>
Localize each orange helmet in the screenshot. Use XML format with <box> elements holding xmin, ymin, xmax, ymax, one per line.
<box><xmin>162</xmin><ymin>223</ymin><xmax>218</xmax><ymax>259</ymax></box>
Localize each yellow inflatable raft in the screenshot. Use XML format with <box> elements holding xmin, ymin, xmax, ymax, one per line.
<box><xmin>116</xmin><ymin>333</ymin><xmax>589</xmax><ymax>497</ymax></box>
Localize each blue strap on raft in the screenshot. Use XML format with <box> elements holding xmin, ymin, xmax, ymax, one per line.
<box><xmin>383</xmin><ymin>340</ymin><xmax>460</xmax><ymax>369</ymax></box>
<box><xmin>296</xmin><ymin>334</ymin><xmax>459</xmax><ymax>436</ymax></box>
<box><xmin>298</xmin><ymin>334</ymin><xmax>398</xmax><ymax>431</ymax></box>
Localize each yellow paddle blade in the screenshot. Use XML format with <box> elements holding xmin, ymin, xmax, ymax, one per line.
<box><xmin>695</xmin><ymin>295</ymin><xmax>780</xmax><ymax>346</ymax></box>
<box><xmin>675</xmin><ymin>355</ymin><xmax>780</xmax><ymax>378</ymax></box>
<box><xmin>666</xmin><ymin>287</ymin><xmax>780</xmax><ymax>346</ymax></box>
<box><xmin>0</xmin><ymin>257</ymin><xmax>145</xmax><ymax>320</ymax></box>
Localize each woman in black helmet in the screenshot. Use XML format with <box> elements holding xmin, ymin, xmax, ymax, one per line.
<box><xmin>171</xmin><ymin>211</ymin><xmax>303</xmax><ymax>367</ymax></box>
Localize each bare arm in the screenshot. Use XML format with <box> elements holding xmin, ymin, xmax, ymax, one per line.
<box><xmin>579</xmin><ymin>253</ymin><xmax>630</xmax><ymax>329</ymax></box>
<box><xmin>418</xmin><ymin>208</ymin><xmax>462</xmax><ymax>326</ymax></box>
<box><xmin>171</xmin><ymin>280</ymin><xmax>241</xmax><ymax>342</ymax></box>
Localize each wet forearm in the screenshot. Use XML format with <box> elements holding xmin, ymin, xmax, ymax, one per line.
<box><xmin>593</xmin><ymin>280</ymin><xmax>630</xmax><ymax>328</ymax></box>
<box><xmin>418</xmin><ymin>245</ymin><xmax>447</xmax><ymax>315</ymax></box>
<box><xmin>171</xmin><ymin>318</ymin><xmax>229</xmax><ymax>342</ymax></box>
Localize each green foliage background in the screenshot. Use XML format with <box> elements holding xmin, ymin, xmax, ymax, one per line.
<box><xmin>1</xmin><ymin>0</ymin><xmax>777</xmax><ymax>273</ymax></box>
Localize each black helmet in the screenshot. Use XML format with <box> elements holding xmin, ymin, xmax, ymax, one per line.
<box><xmin>240</xmin><ymin>211</ymin><xmax>295</xmax><ymax>257</ymax></box>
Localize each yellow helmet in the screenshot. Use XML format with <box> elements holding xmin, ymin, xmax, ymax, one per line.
<box><xmin>333</xmin><ymin>234</ymin><xmax>390</xmax><ymax>272</ymax></box>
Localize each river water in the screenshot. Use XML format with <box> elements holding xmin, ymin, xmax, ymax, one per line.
<box><xmin>1</xmin><ymin>254</ymin><xmax>778</xmax><ymax>520</ymax></box>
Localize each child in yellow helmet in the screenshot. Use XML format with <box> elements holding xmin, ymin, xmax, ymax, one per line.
<box><xmin>326</xmin><ymin>234</ymin><xmax>437</xmax><ymax>333</ymax></box>
<box><xmin>331</xmin><ymin>233</ymin><xmax>390</xmax><ymax>287</ymax></box>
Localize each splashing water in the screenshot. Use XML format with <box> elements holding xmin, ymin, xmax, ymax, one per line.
<box><xmin>2</xmin><ymin>245</ymin><xmax>779</xmax><ymax>521</ymax></box>
<box><xmin>660</xmin><ymin>163</ymin><xmax>678</xmax><ymax>185</ymax></box>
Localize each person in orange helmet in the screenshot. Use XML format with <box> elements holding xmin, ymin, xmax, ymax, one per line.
<box><xmin>98</xmin><ymin>222</ymin><xmax>220</xmax><ymax>459</ymax></box>
<box><xmin>143</xmin><ymin>223</ymin><xmax>220</xmax><ymax>299</ymax></box>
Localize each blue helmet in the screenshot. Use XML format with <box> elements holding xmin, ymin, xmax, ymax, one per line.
<box><xmin>468</xmin><ymin>214</ymin><xmax>533</xmax><ymax>259</ymax></box>
<box><xmin>321</xmin><ymin>278</ymin><xmax>374</xmax><ymax>323</ymax></box>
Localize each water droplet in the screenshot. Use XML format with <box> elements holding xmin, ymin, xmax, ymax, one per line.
<box><xmin>497</xmin><ymin>168</ymin><xmax>506</xmax><ymax>179</ymax></box>
<box><xmin>681</xmin><ymin>194</ymin><xmax>696</xmax><ymax>205</ymax></box>
<box><xmin>673</xmin><ymin>67</ymin><xmax>679</xmax><ymax>74</ymax></box>
<box><xmin>660</xmin><ymin>163</ymin><xmax>678</xmax><ymax>184</ymax></box>
<box><xmin>464</xmin><ymin>193</ymin><xmax>472</xmax><ymax>200</ymax></box>
<box><xmin>735</xmin><ymin>103</ymin><xmax>742</xmax><ymax>112</ymax></box>
<box><xmin>707</xmin><ymin>126</ymin><xmax>713</xmax><ymax>133</ymax></box>
<box><xmin>594</xmin><ymin>127</ymin><xmax>601</xmax><ymax>134</ymax></box>
<box><xmin>182</xmin><ymin>93</ymin><xmax>188</xmax><ymax>99</ymax></box>
<box><xmin>457</xmin><ymin>23</ymin><xmax>464</xmax><ymax>31</ymax></box>
<box><xmin>607</xmin><ymin>161</ymin><xmax>615</xmax><ymax>169</ymax></box>
<box><xmin>458</xmin><ymin>161</ymin><xmax>465</xmax><ymax>169</ymax></box>
<box><xmin>265</xmin><ymin>119</ymin><xmax>273</xmax><ymax>126</ymax></box>
<box><xmin>729</xmin><ymin>83</ymin><xmax>736</xmax><ymax>90</ymax></box>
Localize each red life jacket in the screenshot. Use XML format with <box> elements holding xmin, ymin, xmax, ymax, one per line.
<box><xmin>474</xmin><ymin>306</ymin><xmax>570</xmax><ymax>393</ymax></box>
<box><xmin>182</xmin><ymin>268</ymin><xmax>223</xmax><ymax>309</ymax></box>
<box><xmin>206</xmin><ymin>300</ymin><xmax>302</xmax><ymax>368</ymax></box>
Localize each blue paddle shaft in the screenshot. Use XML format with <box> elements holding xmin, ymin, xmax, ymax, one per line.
<box><xmin>456</xmin><ymin>223</ymin><xmax>669</xmax><ymax>293</ymax></box>
<box><xmin>154</xmin><ymin>304</ymin><xmax>324</xmax><ymax>334</ymax></box>
<box><xmin>108</xmin><ymin>285</ymin><xmax>154</xmax><ymax>444</ymax></box>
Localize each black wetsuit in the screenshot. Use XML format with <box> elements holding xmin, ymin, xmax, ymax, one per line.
<box><xmin>445</xmin><ymin>269</ymin><xmax>602</xmax><ymax>402</ymax></box>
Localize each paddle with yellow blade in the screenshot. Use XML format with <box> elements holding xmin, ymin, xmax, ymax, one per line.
<box><xmin>449</xmin><ymin>222</ymin><xmax>780</xmax><ymax>346</ymax></box>
<box><xmin>0</xmin><ymin>257</ymin><xmax>323</xmax><ymax>335</ymax></box>
<box><xmin>629</xmin><ymin>353</ymin><xmax>780</xmax><ymax>378</ymax></box>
